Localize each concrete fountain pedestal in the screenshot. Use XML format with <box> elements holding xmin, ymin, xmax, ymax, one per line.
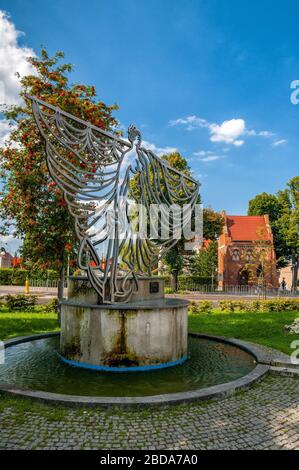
<box><xmin>59</xmin><ymin>276</ymin><xmax>188</xmax><ymax>371</ymax></box>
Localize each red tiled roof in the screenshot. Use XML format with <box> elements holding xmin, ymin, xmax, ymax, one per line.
<box><xmin>226</xmin><ymin>215</ymin><xmax>271</xmax><ymax>241</ymax></box>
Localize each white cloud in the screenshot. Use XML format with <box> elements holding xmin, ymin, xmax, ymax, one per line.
<box><xmin>209</xmin><ymin>119</ymin><xmax>245</xmax><ymax>146</ymax></box>
<box><xmin>0</xmin><ymin>234</ymin><xmax>18</xmax><ymax>244</ymax></box>
<box><xmin>0</xmin><ymin>233</ymin><xmax>22</xmax><ymax>254</ymax></box>
<box><xmin>199</xmin><ymin>155</ymin><xmax>221</xmax><ymax>162</ymax></box>
<box><xmin>116</xmin><ymin>127</ymin><xmax>178</xmax><ymax>158</ymax></box>
<box><xmin>170</xmin><ymin>115</ymin><xmax>246</xmax><ymax>146</ymax></box>
<box><xmin>192</xmin><ymin>171</ymin><xmax>204</xmax><ymax>180</ymax></box>
<box><xmin>245</xmin><ymin>129</ymin><xmax>274</xmax><ymax>137</ymax></box>
<box><xmin>193</xmin><ymin>149</ymin><xmax>222</xmax><ymax>163</ymax></box>
<box><xmin>0</xmin><ymin>119</ymin><xmax>16</xmax><ymax>146</ymax></box>
<box><xmin>169</xmin><ymin>114</ymin><xmax>278</xmax><ymax>147</ymax></box>
<box><xmin>233</xmin><ymin>140</ymin><xmax>244</xmax><ymax>147</ymax></box>
<box><xmin>272</xmin><ymin>139</ymin><xmax>287</xmax><ymax>147</ymax></box>
<box><xmin>0</xmin><ymin>10</ymin><xmax>35</xmax><ymax>105</ymax></box>
<box><xmin>258</xmin><ymin>130</ymin><xmax>274</xmax><ymax>137</ymax></box>
<box><xmin>193</xmin><ymin>150</ymin><xmax>213</xmax><ymax>157</ymax></box>
<box><xmin>118</xmin><ymin>138</ymin><xmax>178</xmax><ymax>183</ymax></box>
<box><xmin>143</xmin><ymin>140</ymin><xmax>178</xmax><ymax>157</ymax></box>
<box><xmin>169</xmin><ymin>115</ymin><xmax>209</xmax><ymax>131</ymax></box>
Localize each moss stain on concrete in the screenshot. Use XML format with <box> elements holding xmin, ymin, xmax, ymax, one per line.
<box><xmin>62</xmin><ymin>335</ymin><xmax>81</xmax><ymax>359</ymax></box>
<box><xmin>103</xmin><ymin>310</ymin><xmax>140</xmax><ymax>367</ymax></box>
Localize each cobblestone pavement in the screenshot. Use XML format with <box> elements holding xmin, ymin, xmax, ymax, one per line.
<box><xmin>0</xmin><ymin>375</ymin><xmax>298</xmax><ymax>450</ymax></box>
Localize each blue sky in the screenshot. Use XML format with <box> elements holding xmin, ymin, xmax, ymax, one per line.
<box><xmin>0</xmin><ymin>0</ymin><xmax>299</xmax><ymax>250</ymax></box>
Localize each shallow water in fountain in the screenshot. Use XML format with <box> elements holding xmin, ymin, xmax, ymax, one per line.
<box><xmin>0</xmin><ymin>336</ymin><xmax>255</xmax><ymax>397</ymax></box>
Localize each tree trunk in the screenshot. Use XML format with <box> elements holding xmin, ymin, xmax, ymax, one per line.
<box><xmin>171</xmin><ymin>271</ymin><xmax>179</xmax><ymax>292</ymax></box>
<box><xmin>57</xmin><ymin>264</ymin><xmax>65</xmax><ymax>299</ymax></box>
<box><xmin>292</xmin><ymin>252</ymin><xmax>298</xmax><ymax>292</ymax></box>
<box><xmin>57</xmin><ymin>261</ymin><xmax>65</xmax><ymax>323</ymax></box>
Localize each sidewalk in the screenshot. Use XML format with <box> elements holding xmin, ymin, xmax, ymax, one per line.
<box><xmin>0</xmin><ymin>285</ymin><xmax>60</xmax><ymax>304</ymax></box>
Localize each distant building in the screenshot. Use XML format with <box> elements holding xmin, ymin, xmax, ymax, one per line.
<box><xmin>218</xmin><ymin>212</ymin><xmax>278</xmax><ymax>289</ymax></box>
<box><xmin>0</xmin><ymin>248</ymin><xmax>13</xmax><ymax>268</ymax></box>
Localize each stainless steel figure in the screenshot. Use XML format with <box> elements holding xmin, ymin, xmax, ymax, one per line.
<box><xmin>27</xmin><ymin>95</ymin><xmax>199</xmax><ymax>303</ymax></box>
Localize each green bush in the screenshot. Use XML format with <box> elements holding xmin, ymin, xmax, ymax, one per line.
<box><xmin>0</xmin><ymin>268</ymin><xmax>58</xmax><ymax>286</ymax></box>
<box><xmin>197</xmin><ymin>300</ymin><xmax>213</xmax><ymax>313</ymax></box>
<box><xmin>188</xmin><ymin>300</ymin><xmax>213</xmax><ymax>314</ymax></box>
<box><xmin>219</xmin><ymin>298</ymin><xmax>299</xmax><ymax>313</ymax></box>
<box><xmin>164</xmin><ymin>287</ymin><xmax>175</xmax><ymax>294</ymax></box>
<box><xmin>4</xmin><ymin>294</ymin><xmax>37</xmax><ymax>310</ymax></box>
<box><xmin>188</xmin><ymin>301</ymin><xmax>199</xmax><ymax>314</ymax></box>
<box><xmin>44</xmin><ymin>298</ymin><xmax>59</xmax><ymax>314</ymax></box>
<box><xmin>219</xmin><ymin>300</ymin><xmax>236</xmax><ymax>312</ymax></box>
<box><xmin>0</xmin><ymin>268</ymin><xmax>28</xmax><ymax>286</ymax></box>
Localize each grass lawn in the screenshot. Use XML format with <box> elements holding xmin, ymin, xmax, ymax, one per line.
<box><xmin>0</xmin><ymin>306</ymin><xmax>59</xmax><ymax>341</ymax></box>
<box><xmin>189</xmin><ymin>310</ymin><xmax>299</xmax><ymax>354</ymax></box>
<box><xmin>0</xmin><ymin>306</ymin><xmax>298</xmax><ymax>355</ymax></box>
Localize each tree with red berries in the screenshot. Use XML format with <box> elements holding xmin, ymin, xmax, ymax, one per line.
<box><xmin>0</xmin><ymin>49</ymin><xmax>118</xmax><ymax>296</ymax></box>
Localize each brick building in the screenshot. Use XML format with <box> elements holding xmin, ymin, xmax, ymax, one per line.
<box><xmin>218</xmin><ymin>212</ymin><xmax>278</xmax><ymax>289</ymax></box>
<box><xmin>0</xmin><ymin>248</ymin><xmax>13</xmax><ymax>268</ymax></box>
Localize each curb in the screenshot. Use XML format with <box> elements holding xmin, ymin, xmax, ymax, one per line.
<box><xmin>0</xmin><ymin>331</ymin><xmax>272</xmax><ymax>407</ymax></box>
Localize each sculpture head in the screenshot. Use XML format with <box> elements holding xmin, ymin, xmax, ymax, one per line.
<box><xmin>128</xmin><ymin>124</ymin><xmax>141</xmax><ymax>148</ymax></box>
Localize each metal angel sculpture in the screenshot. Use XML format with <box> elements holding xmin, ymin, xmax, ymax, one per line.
<box><xmin>28</xmin><ymin>95</ymin><xmax>199</xmax><ymax>303</ymax></box>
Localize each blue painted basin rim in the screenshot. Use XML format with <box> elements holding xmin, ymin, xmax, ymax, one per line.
<box><xmin>57</xmin><ymin>352</ymin><xmax>188</xmax><ymax>373</ymax></box>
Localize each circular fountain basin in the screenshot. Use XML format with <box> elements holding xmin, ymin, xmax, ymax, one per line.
<box><xmin>0</xmin><ymin>332</ymin><xmax>270</xmax><ymax>405</ymax></box>
<box><xmin>60</xmin><ymin>298</ymin><xmax>189</xmax><ymax>370</ymax></box>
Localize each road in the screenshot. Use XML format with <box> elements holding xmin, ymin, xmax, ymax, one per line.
<box><xmin>0</xmin><ymin>285</ymin><xmax>62</xmax><ymax>304</ymax></box>
<box><xmin>0</xmin><ymin>285</ymin><xmax>296</xmax><ymax>305</ymax></box>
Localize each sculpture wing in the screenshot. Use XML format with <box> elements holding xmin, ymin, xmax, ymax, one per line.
<box><xmin>28</xmin><ymin>97</ymin><xmax>200</xmax><ymax>302</ymax></box>
<box><xmin>120</xmin><ymin>133</ymin><xmax>200</xmax><ymax>276</ymax></box>
<box><xmin>27</xmin><ymin>95</ymin><xmax>132</xmax><ymax>301</ymax></box>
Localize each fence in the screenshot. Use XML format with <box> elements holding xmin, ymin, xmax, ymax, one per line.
<box><xmin>2</xmin><ymin>277</ymin><xmax>299</xmax><ymax>297</ymax></box>
<box><xmin>165</xmin><ymin>280</ymin><xmax>299</xmax><ymax>297</ymax></box>
<box><xmin>25</xmin><ymin>278</ymin><xmax>67</xmax><ymax>289</ymax></box>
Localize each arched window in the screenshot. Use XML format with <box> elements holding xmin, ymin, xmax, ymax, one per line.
<box><xmin>246</xmin><ymin>249</ymin><xmax>253</xmax><ymax>261</ymax></box>
<box><xmin>232</xmin><ymin>249</ymin><xmax>240</xmax><ymax>261</ymax></box>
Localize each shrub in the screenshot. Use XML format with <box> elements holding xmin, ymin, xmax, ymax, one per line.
<box><xmin>278</xmin><ymin>299</ymin><xmax>299</xmax><ymax>311</ymax></box>
<box><xmin>164</xmin><ymin>287</ymin><xmax>175</xmax><ymax>294</ymax></box>
<box><xmin>188</xmin><ymin>300</ymin><xmax>213</xmax><ymax>314</ymax></box>
<box><xmin>247</xmin><ymin>300</ymin><xmax>262</xmax><ymax>312</ymax></box>
<box><xmin>0</xmin><ymin>268</ymin><xmax>28</xmax><ymax>286</ymax></box>
<box><xmin>232</xmin><ymin>300</ymin><xmax>247</xmax><ymax>311</ymax></box>
<box><xmin>44</xmin><ymin>298</ymin><xmax>59</xmax><ymax>314</ymax></box>
<box><xmin>188</xmin><ymin>301</ymin><xmax>199</xmax><ymax>314</ymax></box>
<box><xmin>219</xmin><ymin>298</ymin><xmax>299</xmax><ymax>313</ymax></box>
<box><xmin>72</xmin><ymin>269</ymin><xmax>82</xmax><ymax>277</ymax></box>
<box><xmin>197</xmin><ymin>300</ymin><xmax>213</xmax><ymax>313</ymax></box>
<box><xmin>219</xmin><ymin>300</ymin><xmax>236</xmax><ymax>312</ymax></box>
<box><xmin>5</xmin><ymin>294</ymin><xmax>37</xmax><ymax>310</ymax></box>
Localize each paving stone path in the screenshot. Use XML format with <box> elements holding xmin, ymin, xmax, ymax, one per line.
<box><xmin>0</xmin><ymin>375</ymin><xmax>298</xmax><ymax>450</ymax></box>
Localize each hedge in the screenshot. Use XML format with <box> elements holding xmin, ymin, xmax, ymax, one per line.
<box><xmin>4</xmin><ymin>294</ymin><xmax>37</xmax><ymax>310</ymax></box>
<box><xmin>188</xmin><ymin>298</ymin><xmax>299</xmax><ymax>314</ymax></box>
<box><xmin>0</xmin><ymin>268</ymin><xmax>58</xmax><ymax>286</ymax></box>
<box><xmin>218</xmin><ymin>298</ymin><xmax>299</xmax><ymax>312</ymax></box>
